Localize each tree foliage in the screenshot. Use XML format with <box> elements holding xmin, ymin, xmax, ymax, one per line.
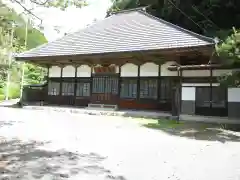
<box><xmin>0</xmin><ymin>1</ymin><xmax>47</xmax><ymax>99</ymax></box>
<box><xmin>108</xmin><ymin>0</ymin><xmax>240</xmax><ymax>38</ymax></box>
<box><xmin>217</xmin><ymin>28</ymin><xmax>240</xmax><ymax>64</ymax></box>
<box><xmin>217</xmin><ymin>28</ymin><xmax>240</xmax><ymax>87</ymax></box>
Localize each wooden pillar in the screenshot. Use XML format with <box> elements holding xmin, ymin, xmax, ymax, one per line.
<box><xmin>158</xmin><ymin>64</ymin><xmax>161</xmax><ymax>102</ymax></box>
<box><xmin>118</xmin><ymin>65</ymin><xmax>121</xmax><ymax>100</ymax></box>
<box><xmin>59</xmin><ymin>66</ymin><xmax>63</xmax><ymax>98</ymax></box>
<box><xmin>74</xmin><ymin>66</ymin><xmax>77</xmax><ymax>104</ymax></box>
<box><xmin>47</xmin><ymin>66</ymin><xmax>50</xmax><ymax>79</ymax></box>
<box><xmin>90</xmin><ymin>65</ymin><xmax>93</xmax><ymax>100</ymax></box>
<box><xmin>46</xmin><ymin>65</ymin><xmax>50</xmax><ymax>102</ymax></box>
<box><xmin>209</xmin><ymin>65</ymin><xmax>213</xmax><ymax>110</ymax></box>
<box><xmin>137</xmin><ymin>65</ymin><xmax>140</xmax><ymax>100</ymax></box>
<box><xmin>179</xmin><ymin>68</ymin><xmax>182</xmax><ymax>113</ymax></box>
<box><xmin>46</xmin><ymin>65</ymin><xmax>50</xmax><ymax>87</ymax></box>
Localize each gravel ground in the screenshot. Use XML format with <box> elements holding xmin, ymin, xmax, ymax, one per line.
<box><xmin>0</xmin><ymin>107</ymin><xmax>240</xmax><ymax>180</ymax></box>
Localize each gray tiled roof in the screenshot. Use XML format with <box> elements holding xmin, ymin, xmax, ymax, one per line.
<box><xmin>16</xmin><ymin>10</ymin><xmax>214</xmax><ymax>59</ymax></box>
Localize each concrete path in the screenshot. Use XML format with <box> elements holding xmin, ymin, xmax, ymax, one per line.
<box><xmin>0</xmin><ymin>107</ymin><xmax>240</xmax><ymax>180</ymax></box>
<box><xmin>22</xmin><ymin>105</ymin><xmax>240</xmax><ymax>124</ymax></box>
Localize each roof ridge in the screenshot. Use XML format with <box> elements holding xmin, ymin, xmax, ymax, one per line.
<box><xmin>138</xmin><ymin>10</ymin><xmax>215</xmax><ymax>44</ymax></box>
<box><xmin>110</xmin><ymin>6</ymin><xmax>150</xmax><ymax>15</ymax></box>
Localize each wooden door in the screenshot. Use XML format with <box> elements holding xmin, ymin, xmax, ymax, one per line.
<box><xmin>195</xmin><ymin>86</ymin><xmax>228</xmax><ymax>117</ymax></box>
<box><xmin>91</xmin><ymin>75</ymin><xmax>119</xmax><ymax>104</ymax></box>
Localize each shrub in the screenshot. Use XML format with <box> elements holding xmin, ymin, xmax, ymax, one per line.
<box><xmin>0</xmin><ymin>94</ymin><xmax>4</xmax><ymax>101</ymax></box>
<box><xmin>0</xmin><ymin>88</ymin><xmax>4</xmax><ymax>95</ymax></box>
<box><xmin>0</xmin><ymin>83</ymin><xmax>20</xmax><ymax>100</ymax></box>
<box><xmin>8</xmin><ymin>83</ymin><xmax>20</xmax><ymax>99</ymax></box>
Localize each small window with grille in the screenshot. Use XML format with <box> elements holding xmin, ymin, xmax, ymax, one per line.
<box><xmin>159</xmin><ymin>78</ymin><xmax>172</xmax><ymax>102</ymax></box>
<box><xmin>61</xmin><ymin>82</ymin><xmax>75</xmax><ymax>96</ymax></box>
<box><xmin>120</xmin><ymin>79</ymin><xmax>137</xmax><ymax>99</ymax></box>
<box><xmin>76</xmin><ymin>82</ymin><xmax>90</xmax><ymax>97</ymax></box>
<box><xmin>140</xmin><ymin>79</ymin><xmax>158</xmax><ymax>99</ymax></box>
<box><xmin>48</xmin><ymin>81</ymin><xmax>60</xmax><ymax>96</ymax></box>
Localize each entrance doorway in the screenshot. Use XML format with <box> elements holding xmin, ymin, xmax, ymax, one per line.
<box><xmin>91</xmin><ymin>75</ymin><xmax>119</xmax><ymax>104</ymax></box>
<box><xmin>195</xmin><ymin>86</ymin><xmax>228</xmax><ymax>117</ymax></box>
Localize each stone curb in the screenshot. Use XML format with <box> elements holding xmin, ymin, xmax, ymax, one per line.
<box><xmin>21</xmin><ymin>105</ymin><xmax>240</xmax><ymax>124</ymax></box>
<box><xmin>22</xmin><ymin>106</ymin><xmax>171</xmax><ymax>119</ymax></box>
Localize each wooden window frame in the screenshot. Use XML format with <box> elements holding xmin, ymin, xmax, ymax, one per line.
<box><xmin>48</xmin><ymin>79</ymin><xmax>61</xmax><ymax>96</ymax></box>
<box><xmin>76</xmin><ymin>77</ymin><xmax>91</xmax><ymax>97</ymax></box>
<box><xmin>158</xmin><ymin>77</ymin><xmax>172</xmax><ymax>103</ymax></box>
<box><xmin>120</xmin><ymin>77</ymin><xmax>138</xmax><ymax>99</ymax></box>
<box><xmin>139</xmin><ymin>77</ymin><xmax>158</xmax><ymax>100</ymax></box>
<box><xmin>61</xmin><ymin>78</ymin><xmax>75</xmax><ymax>96</ymax></box>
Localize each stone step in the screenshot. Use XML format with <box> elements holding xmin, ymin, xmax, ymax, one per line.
<box><xmin>87</xmin><ymin>104</ymin><xmax>118</xmax><ymax>110</ymax></box>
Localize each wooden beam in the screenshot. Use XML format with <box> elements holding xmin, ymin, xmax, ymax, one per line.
<box><xmin>168</xmin><ymin>64</ymin><xmax>224</xmax><ymax>71</ymax></box>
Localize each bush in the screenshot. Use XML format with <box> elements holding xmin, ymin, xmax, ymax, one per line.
<box><xmin>0</xmin><ymin>88</ymin><xmax>4</xmax><ymax>94</ymax></box>
<box><xmin>0</xmin><ymin>83</ymin><xmax>20</xmax><ymax>100</ymax></box>
<box><xmin>0</xmin><ymin>88</ymin><xmax>4</xmax><ymax>101</ymax></box>
<box><xmin>0</xmin><ymin>94</ymin><xmax>4</xmax><ymax>101</ymax></box>
<box><xmin>8</xmin><ymin>83</ymin><xmax>20</xmax><ymax>99</ymax></box>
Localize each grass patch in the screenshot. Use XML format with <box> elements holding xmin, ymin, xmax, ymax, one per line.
<box><xmin>134</xmin><ymin>118</ymin><xmax>240</xmax><ymax>142</ymax></box>
<box><xmin>143</xmin><ymin>119</ymin><xmax>217</xmax><ymax>132</ymax></box>
<box><xmin>132</xmin><ymin>118</ymin><xmax>189</xmax><ymax>130</ymax></box>
<box><xmin>141</xmin><ymin>119</ymin><xmax>184</xmax><ymax>129</ymax></box>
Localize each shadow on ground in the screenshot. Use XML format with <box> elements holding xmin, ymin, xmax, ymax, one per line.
<box><xmin>0</xmin><ymin>103</ymin><xmax>22</xmax><ymax>109</ymax></box>
<box><xmin>143</xmin><ymin>121</ymin><xmax>240</xmax><ymax>143</ymax></box>
<box><xmin>0</xmin><ymin>138</ymin><xmax>126</xmax><ymax>180</ymax></box>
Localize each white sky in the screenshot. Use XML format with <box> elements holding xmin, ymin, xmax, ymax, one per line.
<box><xmin>3</xmin><ymin>0</ymin><xmax>112</xmax><ymax>41</ymax></box>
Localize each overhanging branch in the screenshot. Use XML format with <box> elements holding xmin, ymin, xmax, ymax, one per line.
<box><xmin>11</xmin><ymin>0</ymin><xmax>42</xmax><ymax>22</ymax></box>
<box><xmin>29</xmin><ymin>0</ymin><xmax>50</xmax><ymax>5</ymax></box>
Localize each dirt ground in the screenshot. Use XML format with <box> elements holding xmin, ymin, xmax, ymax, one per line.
<box><xmin>0</xmin><ymin>107</ymin><xmax>240</xmax><ymax>180</ymax></box>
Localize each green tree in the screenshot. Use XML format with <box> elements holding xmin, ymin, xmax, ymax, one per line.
<box><xmin>0</xmin><ymin>1</ymin><xmax>48</xmax><ymax>99</ymax></box>
<box><xmin>217</xmin><ymin>28</ymin><xmax>240</xmax><ymax>87</ymax></box>
<box><xmin>108</xmin><ymin>0</ymin><xmax>240</xmax><ymax>38</ymax></box>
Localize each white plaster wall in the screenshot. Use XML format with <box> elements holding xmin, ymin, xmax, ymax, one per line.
<box><xmin>140</xmin><ymin>62</ymin><xmax>159</xmax><ymax>77</ymax></box>
<box><xmin>228</xmin><ymin>88</ymin><xmax>240</xmax><ymax>102</ymax></box>
<box><xmin>110</xmin><ymin>64</ymin><xmax>119</xmax><ymax>73</ymax></box>
<box><xmin>182</xmin><ymin>70</ymin><xmax>210</xmax><ymax>77</ymax></box>
<box><xmin>182</xmin><ymin>83</ymin><xmax>220</xmax><ymax>87</ymax></box>
<box><xmin>77</xmin><ymin>65</ymin><xmax>91</xmax><ymax>77</ymax></box>
<box><xmin>182</xmin><ymin>87</ymin><xmax>195</xmax><ymax>101</ymax></box>
<box><xmin>62</xmin><ymin>65</ymin><xmax>75</xmax><ymax>77</ymax></box>
<box><xmin>49</xmin><ymin>66</ymin><xmax>61</xmax><ymax>77</ymax></box>
<box><xmin>182</xmin><ymin>69</ymin><xmax>232</xmax><ymax>77</ymax></box>
<box><xmin>120</xmin><ymin>63</ymin><xmax>138</xmax><ymax>77</ymax></box>
<box><xmin>161</xmin><ymin>61</ymin><xmax>178</xmax><ymax>76</ymax></box>
<box><xmin>213</xmin><ymin>69</ymin><xmax>232</xmax><ymax>77</ymax></box>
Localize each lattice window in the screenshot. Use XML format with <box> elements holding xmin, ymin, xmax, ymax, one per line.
<box><xmin>76</xmin><ymin>82</ymin><xmax>90</xmax><ymax>97</ymax></box>
<box><xmin>92</xmin><ymin>77</ymin><xmax>105</xmax><ymax>93</ymax></box>
<box><xmin>159</xmin><ymin>78</ymin><xmax>172</xmax><ymax>102</ymax></box>
<box><xmin>140</xmin><ymin>79</ymin><xmax>158</xmax><ymax>99</ymax></box>
<box><xmin>48</xmin><ymin>81</ymin><xmax>60</xmax><ymax>96</ymax></box>
<box><xmin>61</xmin><ymin>82</ymin><xmax>75</xmax><ymax>96</ymax></box>
<box><xmin>120</xmin><ymin>79</ymin><xmax>137</xmax><ymax>98</ymax></box>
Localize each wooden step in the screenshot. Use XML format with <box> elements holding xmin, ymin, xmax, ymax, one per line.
<box><xmin>87</xmin><ymin>104</ymin><xmax>118</xmax><ymax>110</ymax></box>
